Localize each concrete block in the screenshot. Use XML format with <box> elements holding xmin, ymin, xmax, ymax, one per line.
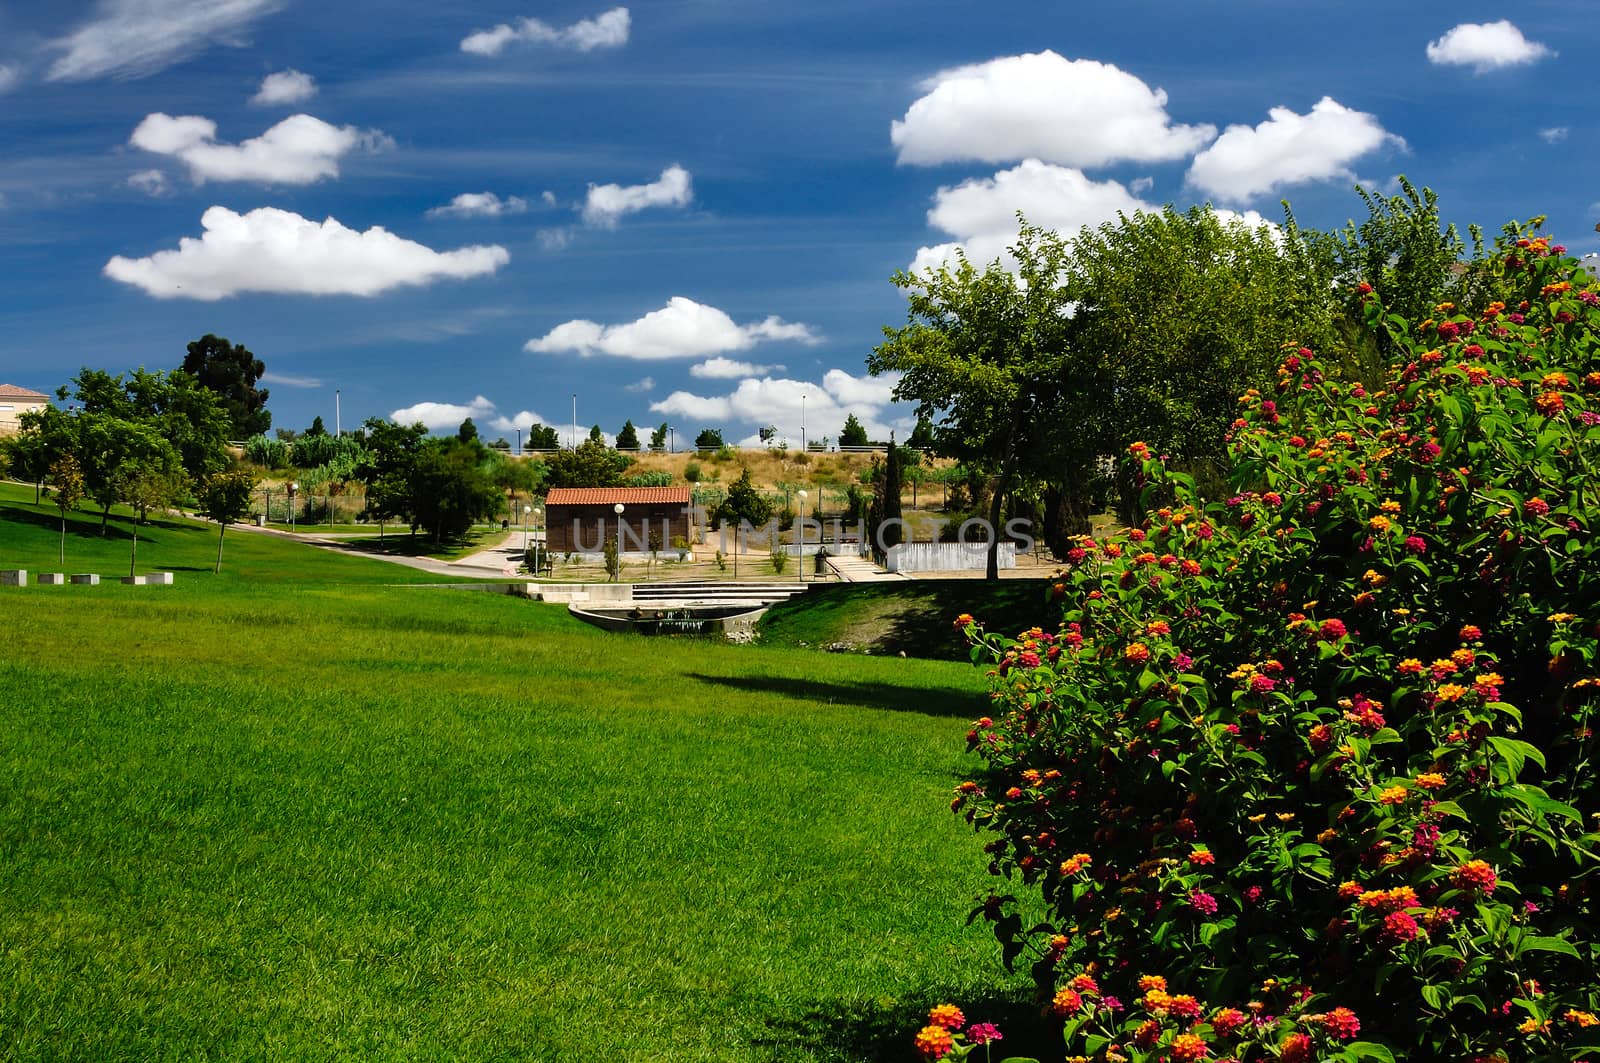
<box><xmin>69</xmin><ymin>573</ymin><xmax>100</xmax><ymax>586</ymax></box>
<box><xmin>121</xmin><ymin>576</ymin><xmax>148</xmax><ymax>585</ymax></box>
<box><xmin>0</xmin><ymin>570</ymin><xmax>26</xmax><ymax>586</ymax></box>
<box><xmin>36</xmin><ymin>573</ymin><xmax>65</xmax><ymax>585</ymax></box>
<box><xmin>148</xmin><ymin>572</ymin><xmax>174</xmax><ymax>585</ymax></box>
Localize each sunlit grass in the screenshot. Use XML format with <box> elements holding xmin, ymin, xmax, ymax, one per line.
<box><xmin>0</xmin><ymin>482</ymin><xmax>1040</xmax><ymax>1061</ymax></box>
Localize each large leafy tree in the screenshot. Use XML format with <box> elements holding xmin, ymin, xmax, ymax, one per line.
<box><xmin>409</xmin><ymin>438</ymin><xmax>501</xmax><ymax>542</ymax></box>
<box><xmin>1063</xmin><ymin>205</ymin><xmax>1347</xmax><ymax>516</ymax></box>
<box><xmin>838</xmin><ymin>414</ymin><xmax>869</xmax><ymax>448</ymax></box>
<box><xmin>527</xmin><ymin>423</ymin><xmax>561</xmax><ymax>449</ymax></box>
<box><xmin>354</xmin><ymin>418</ymin><xmax>428</xmax><ymax>537</ymax></box>
<box><xmin>182</xmin><ymin>334</ymin><xmax>270</xmax><ymax>439</ymax></box>
<box><xmin>870</xmin><ymin>222</ymin><xmax>1082</xmax><ymax>578</ymax></box>
<box><xmin>544</xmin><ymin>438</ymin><xmax>629</xmax><ymax>488</ymax></box>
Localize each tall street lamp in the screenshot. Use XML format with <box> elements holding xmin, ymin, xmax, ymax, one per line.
<box><xmin>288</xmin><ymin>481</ymin><xmax>298</xmax><ymax>533</ymax></box>
<box><xmin>796</xmin><ymin>490</ymin><xmax>807</xmax><ymax>583</ymax></box>
<box><xmin>668</xmin><ymin>426</ymin><xmax>674</xmax><ymax>454</ymax></box>
<box><xmin>534</xmin><ymin>505</ymin><xmax>543</xmax><ymax>577</ymax></box>
<box><xmin>523</xmin><ymin>504</ymin><xmax>532</xmax><ymax>572</ymax></box>
<box><xmin>612</xmin><ymin>502</ymin><xmax>625</xmax><ymax>582</ymax></box>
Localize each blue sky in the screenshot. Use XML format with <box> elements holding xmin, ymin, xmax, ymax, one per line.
<box><xmin>1</xmin><ymin>1</ymin><xmax>1595</xmax><ymax>447</ymax></box>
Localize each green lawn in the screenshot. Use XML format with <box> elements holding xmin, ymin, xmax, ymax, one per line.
<box><xmin>757</xmin><ymin>581</ymin><xmax>1059</xmax><ymax>661</ymax></box>
<box><xmin>0</xmin><ymin>484</ymin><xmax>1041</xmax><ymax>1061</ymax></box>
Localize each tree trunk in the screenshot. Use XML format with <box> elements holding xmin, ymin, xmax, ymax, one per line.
<box><xmin>129</xmin><ymin>525</ymin><xmax>138</xmax><ymax>578</ymax></box>
<box><xmin>101</xmin><ymin>501</ymin><xmax>111</xmax><ymax>534</ymax></box>
<box><xmin>215</xmin><ymin>523</ymin><xmax>226</xmax><ymax>574</ymax></box>
<box><xmin>986</xmin><ymin>399</ymin><xmax>1028</xmax><ymax>580</ymax></box>
<box><xmin>60</xmin><ymin>515</ymin><xmax>66</xmax><ymax>566</ymax></box>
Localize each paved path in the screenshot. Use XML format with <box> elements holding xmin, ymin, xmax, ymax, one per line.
<box><xmin>826</xmin><ymin>553</ymin><xmax>909</xmax><ymax>582</ymax></box>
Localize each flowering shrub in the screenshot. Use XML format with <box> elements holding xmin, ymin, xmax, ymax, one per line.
<box><xmin>948</xmin><ymin>229</ymin><xmax>1600</xmax><ymax>1062</ymax></box>
<box><xmin>913</xmin><ymin>1003</ymin><xmax>1034</xmax><ymax>1062</ymax></box>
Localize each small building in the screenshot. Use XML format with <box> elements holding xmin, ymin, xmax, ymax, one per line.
<box><xmin>544</xmin><ymin>486</ymin><xmax>693</xmax><ymax>556</ymax></box>
<box><xmin>0</xmin><ymin>384</ymin><xmax>49</xmax><ymax>437</ymax></box>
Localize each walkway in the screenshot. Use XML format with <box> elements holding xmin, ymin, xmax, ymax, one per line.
<box><xmin>826</xmin><ymin>554</ymin><xmax>909</xmax><ymax>583</ymax></box>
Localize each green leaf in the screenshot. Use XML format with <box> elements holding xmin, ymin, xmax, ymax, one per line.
<box><xmin>1345</xmin><ymin>1042</ymin><xmax>1396</xmax><ymax>1063</ymax></box>
<box><xmin>1367</xmin><ymin>727</ymin><xmax>1402</xmax><ymax>746</ymax></box>
<box><xmin>1520</xmin><ymin>935</ymin><xmax>1581</xmax><ymax>958</ymax></box>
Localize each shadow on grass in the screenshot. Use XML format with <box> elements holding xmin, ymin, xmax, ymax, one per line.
<box><xmin>687</xmin><ymin>672</ymin><xmax>987</xmax><ymax>719</ymax></box>
<box><xmin>746</xmin><ymin>991</ymin><xmax>1053</xmax><ymax>1062</ymax></box>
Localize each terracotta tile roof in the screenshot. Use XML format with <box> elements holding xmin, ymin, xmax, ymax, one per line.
<box><xmin>0</xmin><ymin>384</ymin><xmax>49</xmax><ymax>400</ymax></box>
<box><xmin>545</xmin><ymin>486</ymin><xmax>692</xmax><ymax>506</ymax></box>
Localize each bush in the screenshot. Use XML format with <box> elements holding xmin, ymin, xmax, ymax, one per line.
<box><xmin>684</xmin><ymin>462</ymin><xmax>702</xmax><ymax>484</ymax></box>
<box><xmin>950</xmin><ymin>229</ymin><xmax>1600</xmax><ymax>1062</ymax></box>
<box><xmin>626</xmin><ymin>470</ymin><xmax>672</xmax><ymax>487</ymax></box>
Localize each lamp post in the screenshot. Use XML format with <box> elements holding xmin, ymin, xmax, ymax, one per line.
<box><xmin>523</xmin><ymin>504</ymin><xmax>532</xmax><ymax>572</ymax></box>
<box><xmin>534</xmin><ymin>505</ymin><xmax>543</xmax><ymax>577</ymax></box>
<box><xmin>516</xmin><ymin>428</ymin><xmax>522</xmax><ymax>456</ymax></box>
<box><xmin>668</xmin><ymin>425</ymin><xmax>674</xmax><ymax>454</ymax></box>
<box><xmin>612</xmin><ymin>502</ymin><xmax>625</xmax><ymax>582</ymax></box>
<box><xmin>797</xmin><ymin>489</ymin><xmax>807</xmax><ymax>583</ymax></box>
<box><xmin>288</xmin><ymin>481</ymin><xmax>298</xmax><ymax>533</ymax></box>
<box><xmin>801</xmin><ymin>393</ymin><xmax>806</xmax><ymax>453</ymax></box>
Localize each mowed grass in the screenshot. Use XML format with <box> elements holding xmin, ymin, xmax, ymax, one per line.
<box><xmin>0</xmin><ymin>484</ymin><xmax>1036</xmax><ymax>1061</ymax></box>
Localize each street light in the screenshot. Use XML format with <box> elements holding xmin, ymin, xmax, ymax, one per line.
<box><xmin>668</xmin><ymin>425</ymin><xmax>674</xmax><ymax>454</ymax></box>
<box><xmin>288</xmin><ymin>481</ymin><xmax>298</xmax><ymax>533</ymax></box>
<box><xmin>796</xmin><ymin>490</ymin><xmax>807</xmax><ymax>582</ymax></box>
<box><xmin>523</xmin><ymin>504</ymin><xmax>532</xmax><ymax>572</ymax></box>
<box><xmin>612</xmin><ymin>502</ymin><xmax>625</xmax><ymax>582</ymax></box>
<box><xmin>534</xmin><ymin>505</ymin><xmax>543</xmax><ymax>577</ymax></box>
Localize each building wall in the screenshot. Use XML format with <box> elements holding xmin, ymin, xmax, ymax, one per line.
<box><xmin>0</xmin><ymin>399</ymin><xmax>47</xmax><ymax>437</ymax></box>
<box><xmin>546</xmin><ymin>503</ymin><xmax>692</xmax><ymax>555</ymax></box>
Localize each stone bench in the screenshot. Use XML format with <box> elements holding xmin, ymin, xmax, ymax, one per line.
<box><xmin>121</xmin><ymin>573</ymin><xmax>176</xmax><ymax>586</ymax></box>
<box><xmin>37</xmin><ymin>573</ymin><xmax>65</xmax><ymax>585</ymax></box>
<box><xmin>70</xmin><ymin>573</ymin><xmax>100</xmax><ymax>586</ymax></box>
<box><xmin>0</xmin><ymin>569</ymin><xmax>25</xmax><ymax>586</ymax></box>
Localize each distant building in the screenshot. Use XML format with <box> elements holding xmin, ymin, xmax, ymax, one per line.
<box><xmin>544</xmin><ymin>486</ymin><xmax>693</xmax><ymax>556</ymax></box>
<box><xmin>0</xmin><ymin>384</ymin><xmax>49</xmax><ymax>437</ymax></box>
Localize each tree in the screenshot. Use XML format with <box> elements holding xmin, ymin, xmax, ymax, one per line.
<box><xmin>838</xmin><ymin>414</ymin><xmax>869</xmax><ymax>448</ymax></box>
<box><xmin>1063</xmin><ymin>205</ymin><xmax>1348</xmax><ymax>521</ymax></box>
<box><xmin>181</xmin><ymin>334</ymin><xmax>270</xmax><ymax>438</ymax></box>
<box><xmin>879</xmin><ymin>433</ymin><xmax>904</xmax><ymax>548</ymax></box>
<box><xmin>588</xmin><ymin>424</ymin><xmax>605</xmax><ymax>445</ymax></box>
<box><xmin>527</xmin><ymin>423</ymin><xmax>560</xmax><ymax>450</ymax></box>
<box><xmin>616</xmin><ymin>420</ymin><xmax>640</xmax><ymax>451</ymax></box>
<box><xmin>758</xmin><ymin>424</ymin><xmax>777</xmax><ymax>445</ymax></box>
<box><xmin>870</xmin><ymin>223</ymin><xmax>1080</xmax><ymax>578</ymax></box>
<box><xmin>197</xmin><ymin>469</ymin><xmax>257</xmax><ymax>573</ymax></box>
<box><xmin>714</xmin><ymin>467</ymin><xmax>772</xmax><ymax>528</ymax></box>
<box><xmin>907</xmin><ymin>414</ymin><xmax>937</xmax><ymax>453</ymax></box>
<box><xmin>457</xmin><ymin>417</ymin><xmax>479</xmax><ymax>444</ymax></box>
<box><xmin>306</xmin><ymin>415</ymin><xmax>328</xmax><ymax>437</ymax></box>
<box><xmin>649</xmin><ymin>422</ymin><xmax>669</xmax><ymax>452</ymax></box>
<box><xmin>4</xmin><ymin>430</ymin><xmax>52</xmax><ymax>504</ymax></box>
<box><xmin>544</xmin><ymin>438</ymin><xmax>628</xmax><ymax>489</ymax></box>
<box><xmin>112</xmin><ymin>448</ymin><xmax>186</xmax><ymax>577</ymax></box>
<box><xmin>694</xmin><ymin>428</ymin><xmax>723</xmax><ymax>451</ymax></box>
<box><xmin>355</xmin><ymin>418</ymin><xmax>428</xmax><ymax>538</ymax></box>
<box><xmin>47</xmin><ymin>454</ymin><xmax>84</xmax><ymax>567</ymax></box>
<box><xmin>408</xmin><ymin>438</ymin><xmax>501</xmax><ymax>542</ymax></box>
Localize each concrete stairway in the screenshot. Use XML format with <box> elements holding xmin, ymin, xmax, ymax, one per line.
<box><xmin>629</xmin><ymin>581</ymin><xmax>808</xmax><ymax>607</ymax></box>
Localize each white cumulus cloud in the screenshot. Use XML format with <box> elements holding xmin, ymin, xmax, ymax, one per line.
<box><xmin>1185</xmin><ymin>97</ymin><xmax>1400</xmax><ymax>204</ymax></box>
<box><xmin>624</xmin><ymin>377</ymin><xmax>655</xmax><ymax>392</ymax></box>
<box><xmin>582</xmin><ymin>165</ymin><xmax>692</xmax><ymax>228</ymax></box>
<box><xmin>103</xmin><ymin>205</ymin><xmax>509</xmax><ymax>300</ymax></box>
<box><xmin>252</xmin><ymin>68</ymin><xmax>317</xmax><ymax>105</ymax></box>
<box><xmin>47</xmin><ymin>0</ymin><xmax>285</xmax><ymax>81</ymax></box>
<box><xmin>526</xmin><ymin>296</ymin><xmax>820</xmax><ymax>360</ymax></box>
<box><xmin>891</xmin><ymin>50</ymin><xmax>1215</xmax><ymax>169</ymax></box>
<box><xmin>461</xmin><ymin>7</ymin><xmax>630</xmax><ymax>56</ymax></box>
<box><xmin>691</xmin><ymin>357</ymin><xmax>784</xmax><ymax>379</ymax></box>
<box><xmin>427</xmin><ymin>192</ymin><xmax>530</xmax><ymax>219</ymax></box>
<box><xmin>1426</xmin><ymin>21</ymin><xmax>1551</xmax><ymax>73</ymax></box>
<box><xmin>391</xmin><ymin>395</ymin><xmax>497</xmax><ymax>433</ymax></box>
<box><xmin>0</xmin><ymin>65</ymin><xmax>18</xmax><ymax>94</ymax></box>
<box><xmin>911</xmin><ymin>159</ymin><xmax>1152</xmax><ymax>273</ymax></box>
<box><xmin>130</xmin><ymin>112</ymin><xmax>389</xmax><ymax>185</ymax></box>
<box><xmin>650</xmin><ymin>369</ymin><xmax>908</xmax><ymax>445</ymax></box>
